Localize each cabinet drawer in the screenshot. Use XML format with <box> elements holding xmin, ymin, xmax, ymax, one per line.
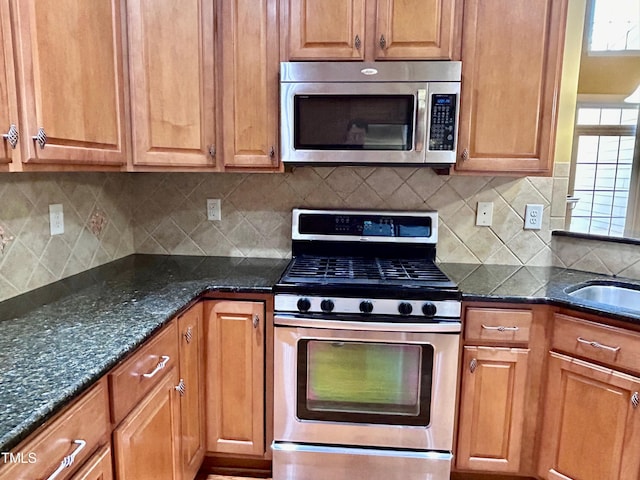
<box><xmin>465</xmin><ymin>308</ymin><xmax>532</xmax><ymax>344</ymax></box>
<box><xmin>552</xmin><ymin>314</ymin><xmax>640</xmax><ymax>374</ymax></box>
<box><xmin>0</xmin><ymin>379</ymin><xmax>110</xmax><ymax>480</ymax></box>
<box><xmin>109</xmin><ymin>320</ymin><xmax>178</xmax><ymax>425</ymax></box>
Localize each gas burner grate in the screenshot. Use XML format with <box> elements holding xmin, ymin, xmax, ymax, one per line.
<box><xmin>285</xmin><ymin>255</ymin><xmax>452</xmax><ymax>284</ymax></box>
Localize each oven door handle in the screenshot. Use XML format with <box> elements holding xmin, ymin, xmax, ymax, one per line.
<box><xmin>274</xmin><ymin>314</ymin><xmax>461</xmax><ymax>333</ymax></box>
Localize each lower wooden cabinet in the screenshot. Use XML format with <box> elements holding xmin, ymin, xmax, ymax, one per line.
<box><xmin>177</xmin><ymin>303</ymin><xmax>206</xmax><ymax>479</ymax></box>
<box><xmin>0</xmin><ymin>379</ymin><xmax>111</xmax><ymax>480</ymax></box>
<box><xmin>456</xmin><ymin>346</ymin><xmax>529</xmax><ymax>473</ymax></box>
<box><xmin>70</xmin><ymin>445</ymin><xmax>113</xmax><ymax>480</ymax></box>
<box><xmin>205</xmin><ymin>300</ymin><xmax>266</xmax><ymax>457</ymax></box>
<box><xmin>113</xmin><ymin>365</ymin><xmax>182</xmax><ymax>480</ymax></box>
<box><xmin>538</xmin><ymin>352</ymin><xmax>640</xmax><ymax>480</ymax></box>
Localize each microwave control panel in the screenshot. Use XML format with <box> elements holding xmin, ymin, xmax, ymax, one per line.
<box><xmin>428</xmin><ymin>94</ymin><xmax>457</xmax><ymax>151</ymax></box>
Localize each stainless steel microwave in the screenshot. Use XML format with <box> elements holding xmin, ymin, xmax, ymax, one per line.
<box><xmin>280</xmin><ymin>61</ymin><xmax>461</xmax><ymax>166</ymax></box>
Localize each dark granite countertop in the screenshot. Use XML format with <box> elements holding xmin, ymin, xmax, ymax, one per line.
<box><xmin>2</xmin><ymin>255</ymin><xmax>640</xmax><ymax>455</ymax></box>
<box><xmin>439</xmin><ymin>263</ymin><xmax>640</xmax><ymax>324</ymax></box>
<box><xmin>0</xmin><ymin>254</ymin><xmax>289</xmax><ymax>453</ymax></box>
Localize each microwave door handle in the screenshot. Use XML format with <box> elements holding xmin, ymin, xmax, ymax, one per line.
<box><xmin>415</xmin><ymin>89</ymin><xmax>427</xmax><ymax>152</ymax></box>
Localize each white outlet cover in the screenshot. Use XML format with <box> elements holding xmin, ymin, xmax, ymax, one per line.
<box><xmin>524</xmin><ymin>204</ymin><xmax>543</xmax><ymax>230</ymax></box>
<box><xmin>207</xmin><ymin>199</ymin><xmax>221</xmax><ymax>221</ymax></box>
<box><xmin>49</xmin><ymin>204</ymin><xmax>64</xmax><ymax>235</ymax></box>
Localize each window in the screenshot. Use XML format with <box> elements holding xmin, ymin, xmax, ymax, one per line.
<box><xmin>588</xmin><ymin>0</ymin><xmax>640</xmax><ymax>52</ymax></box>
<box><xmin>568</xmin><ymin>101</ymin><xmax>639</xmax><ymax>236</ymax></box>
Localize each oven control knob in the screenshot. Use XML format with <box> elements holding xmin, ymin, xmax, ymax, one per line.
<box><xmin>320</xmin><ymin>299</ymin><xmax>335</xmax><ymax>313</ymax></box>
<box><xmin>297</xmin><ymin>298</ymin><xmax>311</xmax><ymax>313</ymax></box>
<box><xmin>398</xmin><ymin>302</ymin><xmax>413</xmax><ymax>316</ymax></box>
<box><xmin>422</xmin><ymin>302</ymin><xmax>437</xmax><ymax>317</ymax></box>
<box><xmin>359</xmin><ymin>300</ymin><xmax>374</xmax><ymax>314</ymax></box>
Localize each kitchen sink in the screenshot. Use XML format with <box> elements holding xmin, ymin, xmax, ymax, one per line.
<box><xmin>566</xmin><ymin>282</ymin><xmax>640</xmax><ymax>312</ymax></box>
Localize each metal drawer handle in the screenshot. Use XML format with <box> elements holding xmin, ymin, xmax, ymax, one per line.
<box><xmin>46</xmin><ymin>439</ymin><xmax>86</xmax><ymax>480</ymax></box>
<box><xmin>633</xmin><ymin>392</ymin><xmax>639</xmax><ymax>408</ymax></box>
<box><xmin>142</xmin><ymin>355</ymin><xmax>170</xmax><ymax>378</ymax></box>
<box><xmin>481</xmin><ymin>324</ymin><xmax>519</xmax><ymax>332</ymax></box>
<box><xmin>355</xmin><ymin>34</ymin><xmax>361</xmax><ymax>50</ymax></box>
<box><xmin>184</xmin><ymin>326</ymin><xmax>193</xmax><ymax>344</ymax></box>
<box><xmin>576</xmin><ymin>337</ymin><xmax>621</xmax><ymax>353</ymax></box>
<box><xmin>379</xmin><ymin>34</ymin><xmax>386</xmax><ymax>50</ymax></box>
<box><xmin>33</xmin><ymin>127</ymin><xmax>47</xmax><ymax>149</ymax></box>
<box><xmin>2</xmin><ymin>124</ymin><xmax>18</xmax><ymax>149</ymax></box>
<box><xmin>469</xmin><ymin>358</ymin><xmax>477</xmax><ymax>373</ymax></box>
<box><xmin>175</xmin><ymin>378</ymin><xmax>186</xmax><ymax>397</ymax></box>
<box><xmin>253</xmin><ymin>314</ymin><xmax>260</xmax><ymax>329</ymax></box>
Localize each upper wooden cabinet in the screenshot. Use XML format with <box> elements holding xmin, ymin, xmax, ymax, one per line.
<box><xmin>219</xmin><ymin>0</ymin><xmax>280</xmax><ymax>170</ymax></box>
<box><xmin>283</xmin><ymin>0</ymin><xmax>458</xmax><ymax>61</ymax></box>
<box><xmin>8</xmin><ymin>0</ymin><xmax>129</xmax><ymax>169</ymax></box>
<box><xmin>0</xmin><ymin>0</ymin><xmax>18</xmax><ymax>168</ymax></box>
<box><xmin>455</xmin><ymin>0</ymin><xmax>568</xmax><ymax>175</ymax></box>
<box><xmin>126</xmin><ymin>0</ymin><xmax>217</xmax><ymax>169</ymax></box>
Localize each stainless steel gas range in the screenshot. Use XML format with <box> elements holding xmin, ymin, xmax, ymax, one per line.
<box><xmin>272</xmin><ymin>209</ymin><xmax>461</xmax><ymax>480</ymax></box>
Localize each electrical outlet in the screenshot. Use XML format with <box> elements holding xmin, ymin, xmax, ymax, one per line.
<box><xmin>524</xmin><ymin>204</ymin><xmax>543</xmax><ymax>230</ymax></box>
<box><xmin>476</xmin><ymin>202</ymin><xmax>493</xmax><ymax>227</ymax></box>
<box><xmin>207</xmin><ymin>199</ymin><xmax>221</xmax><ymax>221</ymax></box>
<box><xmin>49</xmin><ymin>204</ymin><xmax>64</xmax><ymax>235</ymax></box>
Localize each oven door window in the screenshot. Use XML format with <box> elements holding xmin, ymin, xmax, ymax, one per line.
<box><xmin>294</xmin><ymin>95</ymin><xmax>415</xmax><ymax>151</ymax></box>
<box><xmin>297</xmin><ymin>340</ymin><xmax>433</xmax><ymax>426</ymax></box>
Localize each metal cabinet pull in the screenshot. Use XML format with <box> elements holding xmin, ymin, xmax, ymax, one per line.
<box><xmin>576</xmin><ymin>337</ymin><xmax>621</xmax><ymax>353</ymax></box>
<box><xmin>253</xmin><ymin>314</ymin><xmax>260</xmax><ymax>329</ymax></box>
<box><xmin>142</xmin><ymin>355</ymin><xmax>170</xmax><ymax>378</ymax></box>
<box><xmin>632</xmin><ymin>392</ymin><xmax>639</xmax><ymax>408</ymax></box>
<box><xmin>175</xmin><ymin>379</ymin><xmax>186</xmax><ymax>397</ymax></box>
<box><xmin>46</xmin><ymin>439</ymin><xmax>86</xmax><ymax>480</ymax></box>
<box><xmin>461</xmin><ymin>148</ymin><xmax>469</xmax><ymax>161</ymax></box>
<box><xmin>481</xmin><ymin>324</ymin><xmax>519</xmax><ymax>332</ymax></box>
<box><xmin>269</xmin><ymin>146</ymin><xmax>275</xmax><ymax>158</ymax></box>
<box><xmin>469</xmin><ymin>358</ymin><xmax>477</xmax><ymax>373</ymax></box>
<box><xmin>379</xmin><ymin>34</ymin><xmax>387</xmax><ymax>50</ymax></box>
<box><xmin>208</xmin><ymin>145</ymin><xmax>216</xmax><ymax>158</ymax></box>
<box><xmin>2</xmin><ymin>124</ymin><xmax>18</xmax><ymax>149</ymax></box>
<box><xmin>355</xmin><ymin>34</ymin><xmax>361</xmax><ymax>50</ymax></box>
<box><xmin>184</xmin><ymin>326</ymin><xmax>193</xmax><ymax>344</ymax></box>
<box><xmin>33</xmin><ymin>127</ymin><xmax>47</xmax><ymax>149</ymax></box>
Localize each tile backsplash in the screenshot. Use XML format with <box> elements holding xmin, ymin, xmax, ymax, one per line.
<box><xmin>0</xmin><ymin>166</ymin><xmax>637</xmax><ymax>302</ymax></box>
<box><xmin>132</xmin><ymin>167</ymin><xmax>562</xmax><ymax>265</ymax></box>
<box><xmin>0</xmin><ymin>173</ymin><xmax>134</xmax><ymax>302</ymax></box>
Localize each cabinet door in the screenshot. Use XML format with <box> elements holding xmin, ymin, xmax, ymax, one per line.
<box><xmin>113</xmin><ymin>367</ymin><xmax>181</xmax><ymax>480</ymax></box>
<box><xmin>456</xmin><ymin>346</ymin><xmax>529</xmax><ymax>473</ymax></box>
<box><xmin>220</xmin><ymin>0</ymin><xmax>279</xmax><ymax>169</ymax></box>
<box><xmin>70</xmin><ymin>445</ymin><xmax>113</xmax><ymax>480</ymax></box>
<box><xmin>455</xmin><ymin>0</ymin><xmax>568</xmax><ymax>175</ymax></box>
<box><xmin>0</xmin><ymin>0</ymin><xmax>18</xmax><ymax>166</ymax></box>
<box><xmin>374</xmin><ymin>0</ymin><xmax>456</xmax><ymax>60</ymax></box>
<box><xmin>177</xmin><ymin>303</ymin><xmax>205</xmax><ymax>480</ymax></box>
<box><xmin>11</xmin><ymin>0</ymin><xmax>128</xmax><ymax>167</ymax></box>
<box><xmin>538</xmin><ymin>352</ymin><xmax>640</xmax><ymax>480</ymax></box>
<box><xmin>127</xmin><ymin>0</ymin><xmax>217</xmax><ymax>168</ymax></box>
<box><xmin>205</xmin><ymin>300</ymin><xmax>265</xmax><ymax>456</ymax></box>
<box><xmin>286</xmin><ymin>0</ymin><xmax>366</xmax><ymax>60</ymax></box>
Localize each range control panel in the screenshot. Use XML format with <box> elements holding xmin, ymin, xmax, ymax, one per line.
<box><xmin>428</xmin><ymin>94</ymin><xmax>457</xmax><ymax>151</ymax></box>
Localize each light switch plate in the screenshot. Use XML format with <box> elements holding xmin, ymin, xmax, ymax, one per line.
<box><xmin>524</xmin><ymin>204</ymin><xmax>543</xmax><ymax>230</ymax></box>
<box><xmin>476</xmin><ymin>202</ymin><xmax>493</xmax><ymax>226</ymax></box>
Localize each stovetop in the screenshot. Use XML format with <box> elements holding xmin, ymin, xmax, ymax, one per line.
<box><xmin>281</xmin><ymin>255</ymin><xmax>456</xmax><ymax>287</ymax></box>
